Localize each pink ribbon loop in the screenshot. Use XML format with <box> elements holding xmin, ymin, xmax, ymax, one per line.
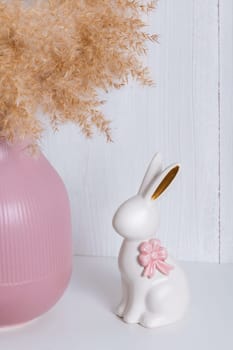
<box><xmin>138</xmin><ymin>239</ymin><xmax>174</xmax><ymax>278</ymax></box>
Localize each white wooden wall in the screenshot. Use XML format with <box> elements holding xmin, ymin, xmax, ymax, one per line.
<box><xmin>220</xmin><ymin>0</ymin><xmax>233</xmax><ymax>263</ymax></box>
<box><xmin>41</xmin><ymin>0</ymin><xmax>233</xmax><ymax>263</ymax></box>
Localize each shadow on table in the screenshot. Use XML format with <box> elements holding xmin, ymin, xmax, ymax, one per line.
<box><xmin>71</xmin><ymin>257</ymin><xmax>121</xmax><ymax>312</ymax></box>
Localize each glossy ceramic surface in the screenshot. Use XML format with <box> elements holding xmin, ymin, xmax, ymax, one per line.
<box><xmin>113</xmin><ymin>153</ymin><xmax>190</xmax><ymax>328</ymax></box>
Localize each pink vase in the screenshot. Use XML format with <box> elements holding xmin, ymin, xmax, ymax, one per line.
<box><xmin>0</xmin><ymin>140</ymin><xmax>72</xmax><ymax>327</ymax></box>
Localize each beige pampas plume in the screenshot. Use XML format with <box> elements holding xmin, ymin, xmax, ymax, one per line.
<box><xmin>0</xmin><ymin>0</ymin><xmax>157</xmax><ymax>146</ymax></box>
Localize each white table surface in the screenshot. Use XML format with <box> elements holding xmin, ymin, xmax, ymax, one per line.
<box><xmin>1</xmin><ymin>256</ymin><xmax>233</xmax><ymax>350</ymax></box>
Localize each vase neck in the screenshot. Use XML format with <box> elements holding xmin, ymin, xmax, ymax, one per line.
<box><xmin>0</xmin><ymin>139</ymin><xmax>31</xmax><ymax>161</ymax></box>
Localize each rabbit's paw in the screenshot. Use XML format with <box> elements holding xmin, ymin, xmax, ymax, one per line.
<box><xmin>115</xmin><ymin>303</ymin><xmax>126</xmax><ymax>318</ymax></box>
<box><xmin>139</xmin><ymin>313</ymin><xmax>165</xmax><ymax>328</ymax></box>
<box><xmin>123</xmin><ymin>310</ymin><xmax>141</xmax><ymax>324</ymax></box>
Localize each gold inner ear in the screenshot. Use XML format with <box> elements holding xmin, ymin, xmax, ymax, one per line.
<box><xmin>151</xmin><ymin>166</ymin><xmax>179</xmax><ymax>200</ymax></box>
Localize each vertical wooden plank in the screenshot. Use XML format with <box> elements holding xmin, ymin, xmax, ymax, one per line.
<box><xmin>220</xmin><ymin>0</ymin><xmax>233</xmax><ymax>262</ymax></box>
<box><xmin>42</xmin><ymin>0</ymin><xmax>219</xmax><ymax>261</ymax></box>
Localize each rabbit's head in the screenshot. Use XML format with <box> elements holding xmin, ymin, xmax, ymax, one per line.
<box><xmin>112</xmin><ymin>153</ymin><xmax>180</xmax><ymax>240</ymax></box>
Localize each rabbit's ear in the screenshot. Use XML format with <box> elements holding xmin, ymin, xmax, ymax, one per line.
<box><xmin>138</xmin><ymin>153</ymin><xmax>163</xmax><ymax>195</ymax></box>
<box><xmin>143</xmin><ymin>164</ymin><xmax>180</xmax><ymax>201</ymax></box>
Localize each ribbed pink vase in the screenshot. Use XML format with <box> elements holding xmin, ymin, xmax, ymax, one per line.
<box><xmin>0</xmin><ymin>140</ymin><xmax>72</xmax><ymax>327</ymax></box>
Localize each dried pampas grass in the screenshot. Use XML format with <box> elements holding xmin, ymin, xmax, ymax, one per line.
<box><xmin>0</xmin><ymin>0</ymin><xmax>157</xmax><ymax>146</ymax></box>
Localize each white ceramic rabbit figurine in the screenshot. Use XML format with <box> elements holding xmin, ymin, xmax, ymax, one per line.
<box><xmin>112</xmin><ymin>153</ymin><xmax>189</xmax><ymax>328</ymax></box>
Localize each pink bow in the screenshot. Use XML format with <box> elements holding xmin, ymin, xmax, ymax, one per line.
<box><xmin>138</xmin><ymin>239</ymin><xmax>174</xmax><ymax>278</ymax></box>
